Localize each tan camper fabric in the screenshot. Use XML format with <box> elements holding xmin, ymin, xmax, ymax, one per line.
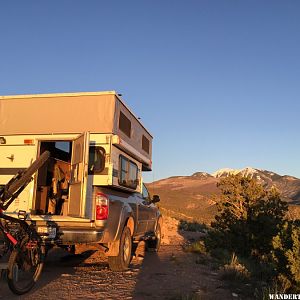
<box><xmin>0</xmin><ymin>91</ymin><xmax>153</xmax><ymax>168</ymax></box>
<box><xmin>0</xmin><ymin>94</ymin><xmax>116</xmax><ymax>135</ymax></box>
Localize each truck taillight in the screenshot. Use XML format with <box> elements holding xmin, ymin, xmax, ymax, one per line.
<box><xmin>95</xmin><ymin>193</ymin><xmax>109</xmax><ymax>220</ymax></box>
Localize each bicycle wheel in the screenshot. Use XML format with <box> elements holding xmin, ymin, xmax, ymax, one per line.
<box><xmin>6</xmin><ymin>151</ymin><xmax>50</xmax><ymax>198</ymax></box>
<box><xmin>7</xmin><ymin>234</ymin><xmax>45</xmax><ymax>295</ymax></box>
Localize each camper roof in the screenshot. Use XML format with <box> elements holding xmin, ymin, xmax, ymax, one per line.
<box><xmin>0</xmin><ymin>91</ymin><xmax>152</xmax><ymax>138</ymax></box>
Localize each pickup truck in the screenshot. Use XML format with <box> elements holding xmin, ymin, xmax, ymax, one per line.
<box><xmin>90</xmin><ymin>184</ymin><xmax>162</xmax><ymax>271</ymax></box>
<box><xmin>0</xmin><ymin>91</ymin><xmax>162</xmax><ymax>271</ymax></box>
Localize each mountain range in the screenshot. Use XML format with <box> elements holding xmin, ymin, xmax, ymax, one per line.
<box><xmin>147</xmin><ymin>167</ymin><xmax>300</xmax><ymax>223</ymax></box>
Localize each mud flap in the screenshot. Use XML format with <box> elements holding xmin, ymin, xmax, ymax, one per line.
<box><xmin>105</xmin><ymin>240</ymin><xmax>120</xmax><ymax>256</ymax></box>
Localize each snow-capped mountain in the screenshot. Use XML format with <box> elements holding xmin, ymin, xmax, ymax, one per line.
<box><xmin>150</xmin><ymin>167</ymin><xmax>300</xmax><ymax>204</ymax></box>
<box><xmin>213</xmin><ymin>167</ymin><xmax>261</xmax><ymax>178</ymax></box>
<box><xmin>211</xmin><ymin>167</ymin><xmax>300</xmax><ymax>201</ymax></box>
<box><xmin>148</xmin><ymin>168</ymin><xmax>300</xmax><ymax>223</ymax></box>
<box><xmin>213</xmin><ymin>167</ymin><xmax>287</xmax><ymax>183</ymax></box>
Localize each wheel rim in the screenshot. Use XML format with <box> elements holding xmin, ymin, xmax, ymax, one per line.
<box><xmin>157</xmin><ymin>230</ymin><xmax>161</xmax><ymax>242</ymax></box>
<box><xmin>123</xmin><ymin>235</ymin><xmax>130</xmax><ymax>263</ymax></box>
<box><xmin>11</xmin><ymin>250</ymin><xmax>38</xmax><ymax>291</ymax></box>
<box><xmin>156</xmin><ymin>225</ymin><xmax>161</xmax><ymax>249</ymax></box>
<box><xmin>8</xmin><ymin>239</ymin><xmax>43</xmax><ymax>293</ymax></box>
<box><xmin>13</xmin><ymin>264</ymin><xmax>19</xmax><ymax>282</ymax></box>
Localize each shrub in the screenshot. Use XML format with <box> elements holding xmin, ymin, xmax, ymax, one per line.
<box><xmin>205</xmin><ymin>174</ymin><xmax>300</xmax><ymax>292</ymax></box>
<box><xmin>207</xmin><ymin>174</ymin><xmax>288</xmax><ymax>259</ymax></box>
<box><xmin>178</xmin><ymin>220</ymin><xmax>207</xmax><ymax>232</ymax></box>
<box><xmin>272</xmin><ymin>221</ymin><xmax>300</xmax><ymax>290</ymax></box>
<box><xmin>183</xmin><ymin>240</ymin><xmax>207</xmax><ymax>254</ymax></box>
<box><xmin>222</xmin><ymin>253</ymin><xmax>250</xmax><ymax>282</ymax></box>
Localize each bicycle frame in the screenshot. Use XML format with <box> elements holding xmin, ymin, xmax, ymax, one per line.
<box><xmin>0</xmin><ymin>151</ymin><xmax>50</xmax><ymax>295</ymax></box>
<box><xmin>0</xmin><ymin>151</ymin><xmax>50</xmax><ymax>261</ymax></box>
<box><xmin>0</xmin><ymin>177</ymin><xmax>33</xmax><ymax>250</ymax></box>
<box><xmin>0</xmin><ymin>210</ymin><xmax>31</xmax><ymax>247</ymax></box>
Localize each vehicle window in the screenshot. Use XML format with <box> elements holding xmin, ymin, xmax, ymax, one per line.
<box><xmin>142</xmin><ymin>184</ymin><xmax>150</xmax><ymax>200</ymax></box>
<box><xmin>88</xmin><ymin>146</ymin><xmax>106</xmax><ymax>175</ymax></box>
<box><xmin>128</xmin><ymin>161</ymin><xmax>138</xmax><ymax>189</ymax></box>
<box><xmin>142</xmin><ymin>135</ymin><xmax>150</xmax><ymax>154</ymax></box>
<box><xmin>119</xmin><ymin>155</ymin><xmax>138</xmax><ymax>189</ymax></box>
<box><xmin>119</xmin><ymin>111</ymin><xmax>131</xmax><ymax>138</ymax></box>
<box><xmin>0</xmin><ymin>185</ymin><xmax>4</xmax><ymax>196</ymax></box>
<box><xmin>120</xmin><ymin>156</ymin><xmax>128</xmax><ymax>185</ymax></box>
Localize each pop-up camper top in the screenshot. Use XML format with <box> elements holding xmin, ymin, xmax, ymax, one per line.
<box><xmin>0</xmin><ymin>91</ymin><xmax>152</xmax><ymax>217</ymax></box>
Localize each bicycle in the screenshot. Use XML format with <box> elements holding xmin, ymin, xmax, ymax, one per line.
<box><xmin>0</xmin><ymin>150</ymin><xmax>50</xmax><ymax>295</ymax></box>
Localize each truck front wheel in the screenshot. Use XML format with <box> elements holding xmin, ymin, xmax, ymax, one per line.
<box><xmin>108</xmin><ymin>226</ymin><xmax>132</xmax><ymax>271</ymax></box>
<box><xmin>146</xmin><ymin>223</ymin><xmax>162</xmax><ymax>252</ymax></box>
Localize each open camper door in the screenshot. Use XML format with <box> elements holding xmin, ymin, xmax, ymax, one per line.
<box><xmin>68</xmin><ymin>132</ymin><xmax>90</xmax><ymax>218</ymax></box>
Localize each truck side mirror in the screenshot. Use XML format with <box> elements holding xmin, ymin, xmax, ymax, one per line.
<box><xmin>152</xmin><ymin>195</ymin><xmax>160</xmax><ymax>203</ymax></box>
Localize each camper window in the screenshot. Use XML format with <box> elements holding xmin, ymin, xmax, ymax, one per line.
<box><xmin>128</xmin><ymin>162</ymin><xmax>138</xmax><ymax>189</ymax></box>
<box><xmin>119</xmin><ymin>155</ymin><xmax>138</xmax><ymax>189</ymax></box>
<box><xmin>119</xmin><ymin>111</ymin><xmax>131</xmax><ymax>138</ymax></box>
<box><xmin>0</xmin><ymin>185</ymin><xmax>4</xmax><ymax>195</ymax></box>
<box><xmin>88</xmin><ymin>146</ymin><xmax>105</xmax><ymax>174</ymax></box>
<box><xmin>120</xmin><ymin>156</ymin><xmax>128</xmax><ymax>185</ymax></box>
<box><xmin>142</xmin><ymin>135</ymin><xmax>150</xmax><ymax>154</ymax></box>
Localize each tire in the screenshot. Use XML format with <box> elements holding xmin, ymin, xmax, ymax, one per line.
<box><xmin>6</xmin><ymin>151</ymin><xmax>50</xmax><ymax>198</ymax></box>
<box><xmin>108</xmin><ymin>227</ymin><xmax>132</xmax><ymax>272</ymax></box>
<box><xmin>7</xmin><ymin>235</ymin><xmax>45</xmax><ymax>295</ymax></box>
<box><xmin>146</xmin><ymin>222</ymin><xmax>162</xmax><ymax>252</ymax></box>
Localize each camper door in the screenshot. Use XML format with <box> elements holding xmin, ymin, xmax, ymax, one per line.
<box><xmin>68</xmin><ymin>132</ymin><xmax>90</xmax><ymax>218</ymax></box>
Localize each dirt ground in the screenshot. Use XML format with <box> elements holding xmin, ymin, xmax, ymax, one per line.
<box><xmin>0</xmin><ymin>217</ymin><xmax>237</xmax><ymax>300</ymax></box>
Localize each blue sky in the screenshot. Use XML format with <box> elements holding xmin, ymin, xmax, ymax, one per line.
<box><xmin>1</xmin><ymin>1</ymin><xmax>300</xmax><ymax>181</ymax></box>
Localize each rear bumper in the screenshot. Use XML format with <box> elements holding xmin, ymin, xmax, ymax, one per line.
<box><xmin>37</xmin><ymin>225</ymin><xmax>105</xmax><ymax>245</ymax></box>
<box><xmin>59</xmin><ymin>228</ymin><xmax>104</xmax><ymax>244</ymax></box>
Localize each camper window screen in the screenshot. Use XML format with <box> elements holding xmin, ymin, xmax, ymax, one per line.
<box><xmin>119</xmin><ymin>155</ymin><xmax>138</xmax><ymax>189</ymax></box>
<box><xmin>88</xmin><ymin>147</ymin><xmax>106</xmax><ymax>174</ymax></box>
<box><xmin>142</xmin><ymin>135</ymin><xmax>150</xmax><ymax>154</ymax></box>
<box><xmin>119</xmin><ymin>111</ymin><xmax>131</xmax><ymax>137</ymax></box>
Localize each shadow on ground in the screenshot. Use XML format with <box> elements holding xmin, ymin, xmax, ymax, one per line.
<box><xmin>0</xmin><ymin>217</ymin><xmax>235</xmax><ymax>300</ymax></box>
<box><xmin>132</xmin><ymin>218</ymin><xmax>232</xmax><ymax>300</ymax></box>
<box><xmin>0</xmin><ymin>248</ymin><xmax>98</xmax><ymax>299</ymax></box>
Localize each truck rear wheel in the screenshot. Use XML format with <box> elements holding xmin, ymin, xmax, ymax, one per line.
<box><xmin>108</xmin><ymin>226</ymin><xmax>132</xmax><ymax>271</ymax></box>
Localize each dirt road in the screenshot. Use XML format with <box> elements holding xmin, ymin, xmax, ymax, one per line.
<box><xmin>0</xmin><ymin>217</ymin><xmax>234</xmax><ymax>300</ymax></box>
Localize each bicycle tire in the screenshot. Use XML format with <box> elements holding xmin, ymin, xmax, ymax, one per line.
<box><xmin>6</xmin><ymin>151</ymin><xmax>50</xmax><ymax>198</ymax></box>
<box><xmin>7</xmin><ymin>234</ymin><xmax>45</xmax><ymax>295</ymax></box>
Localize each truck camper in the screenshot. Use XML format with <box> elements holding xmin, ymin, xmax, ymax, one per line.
<box><xmin>0</xmin><ymin>91</ymin><xmax>161</xmax><ymax>271</ymax></box>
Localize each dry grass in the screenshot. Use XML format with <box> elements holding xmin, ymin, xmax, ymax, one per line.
<box><xmin>221</xmin><ymin>253</ymin><xmax>250</xmax><ymax>282</ymax></box>
<box><xmin>178</xmin><ymin>220</ymin><xmax>208</xmax><ymax>232</ymax></box>
<box><xmin>184</xmin><ymin>240</ymin><xmax>207</xmax><ymax>254</ymax></box>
